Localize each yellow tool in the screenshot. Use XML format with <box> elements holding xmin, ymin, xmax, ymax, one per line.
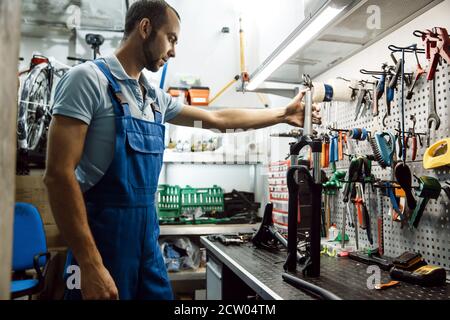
<box><xmin>239</xmin><ymin>17</ymin><xmax>250</xmax><ymax>85</ymax></box>
<box><xmin>209</xmin><ymin>75</ymin><xmax>240</xmax><ymax>105</ymax></box>
<box><xmin>423</xmin><ymin>138</ymin><xmax>450</xmax><ymax>169</ymax></box>
<box><xmin>320</xmin><ymin>246</ymin><xmax>337</xmax><ymax>257</ymax></box>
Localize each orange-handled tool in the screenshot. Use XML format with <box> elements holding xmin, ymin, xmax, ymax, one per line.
<box><xmin>354</xmin><ymin>198</ymin><xmax>364</xmax><ymax>227</ymax></box>
<box><xmin>338</xmin><ymin>132</ymin><xmax>343</xmax><ymax>161</ymax></box>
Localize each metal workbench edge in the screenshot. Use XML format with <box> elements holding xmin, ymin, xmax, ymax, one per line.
<box><xmin>160</xmin><ymin>224</ymin><xmax>260</xmax><ymax>236</ymax></box>
<box><xmin>200</xmin><ymin>236</ymin><xmax>284</xmax><ymax>300</ymax></box>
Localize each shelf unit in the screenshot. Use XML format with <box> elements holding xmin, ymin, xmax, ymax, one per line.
<box><xmin>163</xmin><ymin>150</ymin><xmax>264</xmax><ymax>165</ymax></box>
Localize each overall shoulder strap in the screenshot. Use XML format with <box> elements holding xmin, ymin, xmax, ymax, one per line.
<box><xmin>93</xmin><ymin>59</ymin><xmax>131</xmax><ymax>117</ymax></box>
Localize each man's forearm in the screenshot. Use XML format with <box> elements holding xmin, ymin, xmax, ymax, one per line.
<box><xmin>44</xmin><ymin>172</ymin><xmax>102</xmax><ymax>268</ymax></box>
<box><xmin>208</xmin><ymin>107</ymin><xmax>286</xmax><ymax>131</ymax></box>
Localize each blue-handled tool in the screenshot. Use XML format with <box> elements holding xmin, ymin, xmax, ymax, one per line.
<box><xmin>386</xmin><ymin>182</ymin><xmax>404</xmax><ymax>221</ymax></box>
<box><xmin>329</xmin><ymin>134</ymin><xmax>339</xmax><ymax>164</ymax></box>
<box><xmin>370</xmin><ymin>132</ymin><xmax>396</xmax><ymax>168</ymax></box>
<box><xmin>383</xmin><ymin>85</ymin><xmax>395</xmax><ymax>127</ymax></box>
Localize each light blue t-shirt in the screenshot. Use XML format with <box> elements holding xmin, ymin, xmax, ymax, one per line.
<box><xmin>52</xmin><ymin>54</ymin><xmax>183</xmax><ymax>192</ymax></box>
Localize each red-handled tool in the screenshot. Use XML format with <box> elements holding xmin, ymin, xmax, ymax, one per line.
<box><xmin>354</xmin><ymin>197</ymin><xmax>364</xmax><ymax>227</ymax></box>
<box><xmin>321</xmin><ymin>135</ymin><xmax>330</xmax><ymax>168</ymax></box>
<box><xmin>419</xmin><ymin>27</ymin><xmax>450</xmax><ymax>81</ymax></box>
<box><xmin>406</xmin><ymin>63</ymin><xmax>426</xmax><ymax>100</ymax></box>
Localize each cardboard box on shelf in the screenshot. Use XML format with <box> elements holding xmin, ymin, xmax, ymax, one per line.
<box><xmin>15</xmin><ymin>175</ymin><xmax>66</xmax><ymax>248</ymax></box>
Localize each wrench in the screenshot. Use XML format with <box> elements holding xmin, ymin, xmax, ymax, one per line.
<box><xmin>427</xmin><ymin>78</ymin><xmax>441</xmax><ymax>146</ymax></box>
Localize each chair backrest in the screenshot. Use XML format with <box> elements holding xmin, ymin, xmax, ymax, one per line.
<box><xmin>12</xmin><ymin>202</ymin><xmax>47</xmax><ymax>271</ymax></box>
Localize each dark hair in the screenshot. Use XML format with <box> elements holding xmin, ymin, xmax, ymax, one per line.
<box><xmin>124</xmin><ymin>0</ymin><xmax>180</xmax><ymax>39</ymax></box>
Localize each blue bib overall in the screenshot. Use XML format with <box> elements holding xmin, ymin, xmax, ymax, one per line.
<box><xmin>64</xmin><ymin>59</ymin><xmax>173</xmax><ymax>300</ymax></box>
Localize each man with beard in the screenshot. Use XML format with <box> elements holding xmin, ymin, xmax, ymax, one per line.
<box><xmin>44</xmin><ymin>0</ymin><xmax>321</xmax><ymax>300</ymax></box>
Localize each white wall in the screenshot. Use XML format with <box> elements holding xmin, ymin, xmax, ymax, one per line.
<box><xmin>165</xmin><ymin>0</ymin><xmax>304</xmax><ymax>108</ymax></box>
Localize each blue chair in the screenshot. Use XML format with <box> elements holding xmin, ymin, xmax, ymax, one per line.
<box><xmin>11</xmin><ymin>202</ymin><xmax>51</xmax><ymax>300</ymax></box>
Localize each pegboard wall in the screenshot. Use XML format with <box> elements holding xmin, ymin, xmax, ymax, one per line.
<box><xmin>319</xmin><ymin>62</ymin><xmax>450</xmax><ymax>268</ymax></box>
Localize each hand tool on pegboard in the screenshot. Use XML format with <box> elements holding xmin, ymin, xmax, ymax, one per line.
<box><xmin>321</xmin><ymin>134</ymin><xmax>330</xmax><ymax>169</ymax></box>
<box><xmin>381</xmin><ymin>54</ymin><xmax>401</xmax><ymax>128</ymax></box>
<box><xmin>423</xmin><ymin>138</ymin><xmax>450</xmax><ymax>169</ymax></box>
<box><xmin>389</xmin><ymin>53</ymin><xmax>403</xmax><ymax>89</ymax></box>
<box><xmin>415</xmin><ymin>27</ymin><xmax>450</xmax><ymax>81</ymax></box>
<box><xmin>386</xmin><ymin>182</ymin><xmax>404</xmax><ymax>222</ymax></box>
<box><xmin>354</xmin><ymin>83</ymin><xmax>368</xmax><ymax>121</ymax></box>
<box><xmin>369</xmin><ymin>132</ymin><xmax>396</xmax><ymax>169</ymax></box>
<box><xmin>414</xmin><ymin>28</ymin><xmax>447</xmax><ymax>146</ymax></box>
<box><xmin>388</xmin><ymin>44</ymin><xmax>421</xmax><ymax>163</ymax></box>
<box><xmin>371</xmin><ymin>81</ymin><xmax>379</xmax><ymax>117</ymax></box>
<box><xmin>426</xmin><ymin>78</ymin><xmax>440</xmax><ymax>147</ymax></box>
<box><xmin>396</xmin><ymin>121</ymin><xmax>404</xmax><ymax>160</ymax></box>
<box><xmin>408</xmin><ymin>176</ymin><xmax>441</xmax><ymax>229</ymax></box>
<box><xmin>323</xmin><ymin>169</ymin><xmax>346</xmax><ymax>238</ymax></box>
<box><xmin>373</xmin><ymin>180</ymin><xmax>403</xmax><ymax>224</ymax></box>
<box><xmin>331</xmin><ymin>134</ymin><xmax>339</xmax><ymax>166</ymax></box>
<box><xmin>383</xmin><ymin>75</ymin><xmax>395</xmax><ymax>127</ymax></box>
<box><xmin>347</xmin><ymin>127</ymin><xmax>369</xmax><ymax>141</ymax></box>
<box><xmin>394</xmin><ymin>162</ymin><xmax>417</xmax><ymax>220</ymax></box>
<box><xmin>338</xmin><ymin>131</ymin><xmax>345</xmax><ymax>161</ymax></box>
<box><xmin>394</xmin><ymin>115</ymin><xmax>425</xmax><ymax>162</ymax></box>
<box><xmin>358</xmin><ymin>157</ymin><xmax>374</xmax><ymax>244</ymax></box>
<box><xmin>353</xmin><ymin>183</ymin><xmax>373</xmax><ymax>245</ymax></box>
<box><xmin>404</xmin><ymin>115</ymin><xmax>420</xmax><ymax>161</ymax></box>
<box><xmin>343</xmin><ymin>157</ymin><xmax>362</xmax><ymax>203</ymax></box>
<box><xmin>376</xmin><ymin>187</ymin><xmax>384</xmax><ymax>256</ymax></box>
<box><xmin>360</xmin><ymin>64</ymin><xmax>387</xmax><ymax>118</ymax></box>
<box><xmin>406</xmin><ymin>46</ymin><xmax>426</xmax><ymax>100</ymax></box>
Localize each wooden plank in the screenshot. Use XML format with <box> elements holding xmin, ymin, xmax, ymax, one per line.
<box><xmin>44</xmin><ymin>224</ymin><xmax>67</xmax><ymax>249</ymax></box>
<box><xmin>15</xmin><ymin>175</ymin><xmax>67</xmax><ymax>249</ymax></box>
<box><xmin>0</xmin><ymin>0</ymin><xmax>21</xmax><ymax>300</ymax></box>
<box><xmin>16</xmin><ymin>175</ymin><xmax>56</xmax><ymax>225</ymax></box>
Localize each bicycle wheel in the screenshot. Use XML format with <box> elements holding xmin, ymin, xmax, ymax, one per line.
<box><xmin>17</xmin><ymin>62</ymin><xmax>52</xmax><ymax>153</ymax></box>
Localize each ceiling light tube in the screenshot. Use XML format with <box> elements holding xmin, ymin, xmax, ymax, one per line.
<box><xmin>246</xmin><ymin>5</ymin><xmax>345</xmax><ymax>91</ymax></box>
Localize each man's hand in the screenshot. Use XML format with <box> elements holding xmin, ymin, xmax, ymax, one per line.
<box><xmin>284</xmin><ymin>91</ymin><xmax>321</xmax><ymax>127</ymax></box>
<box><xmin>80</xmin><ymin>263</ymin><xmax>119</xmax><ymax>300</ymax></box>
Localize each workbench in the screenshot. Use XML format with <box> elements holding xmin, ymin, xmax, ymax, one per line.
<box><xmin>200</xmin><ymin>236</ymin><xmax>450</xmax><ymax>300</ymax></box>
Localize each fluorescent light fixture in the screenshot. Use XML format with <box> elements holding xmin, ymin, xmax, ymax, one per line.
<box><xmin>246</xmin><ymin>5</ymin><xmax>345</xmax><ymax>90</ymax></box>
